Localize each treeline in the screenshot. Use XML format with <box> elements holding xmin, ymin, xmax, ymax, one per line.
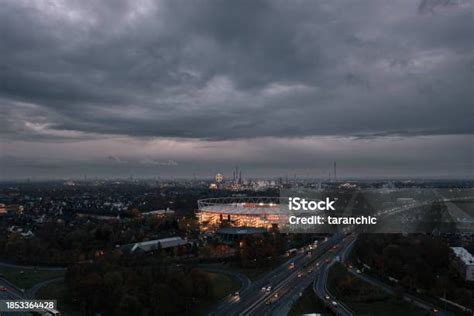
<box><xmin>354</xmin><ymin>234</ymin><xmax>474</xmax><ymax>309</ymax></box>
<box><xmin>66</xmin><ymin>253</ymin><xmax>214</xmax><ymax>315</ymax></box>
<box><xmin>238</xmin><ymin>231</ymin><xmax>285</xmax><ymax>268</ymax></box>
<box><xmin>0</xmin><ymin>215</ymin><xmax>188</xmax><ymax>265</ymax></box>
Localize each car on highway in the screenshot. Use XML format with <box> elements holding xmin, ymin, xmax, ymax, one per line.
<box><xmin>325</xmin><ymin>295</ymin><xmax>330</xmax><ymax>300</ymax></box>
<box><xmin>297</xmin><ymin>273</ymin><xmax>303</xmax><ymax>278</ymax></box>
<box><xmin>232</xmin><ymin>291</ymin><xmax>239</xmax><ymax>297</ymax></box>
<box><xmin>0</xmin><ymin>286</ymin><xmax>7</xmax><ymax>291</ymax></box>
<box><xmin>266</xmin><ymin>294</ymin><xmax>279</xmax><ymax>305</ymax></box>
<box><xmin>432</xmin><ymin>308</ymin><xmax>439</xmax><ymax>313</ymax></box>
<box><xmin>287</xmin><ymin>248</ymin><xmax>298</xmax><ymax>256</ymax></box>
<box><xmin>332</xmin><ymin>301</ymin><xmax>338</xmax><ymax>306</ymax></box>
<box><xmin>288</xmin><ymin>262</ymin><xmax>295</xmax><ymax>269</ymax></box>
<box><xmin>266</xmin><ymin>286</ymin><xmax>272</xmax><ymax>292</ymax></box>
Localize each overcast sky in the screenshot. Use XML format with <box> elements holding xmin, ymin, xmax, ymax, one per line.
<box><xmin>1</xmin><ymin>0</ymin><xmax>473</xmax><ymax>179</ymax></box>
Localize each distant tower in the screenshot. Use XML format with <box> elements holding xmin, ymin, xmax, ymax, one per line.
<box><xmin>333</xmin><ymin>161</ymin><xmax>337</xmax><ymax>182</ymax></box>
<box><xmin>233</xmin><ymin>165</ymin><xmax>242</xmax><ymax>184</ymax></box>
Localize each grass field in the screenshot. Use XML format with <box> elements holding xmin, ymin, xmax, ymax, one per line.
<box><xmin>36</xmin><ymin>281</ymin><xmax>81</xmax><ymax>316</ymax></box>
<box><xmin>227</xmin><ymin>259</ymin><xmax>283</xmax><ymax>281</ymax></box>
<box><xmin>288</xmin><ymin>283</ymin><xmax>328</xmax><ymax>316</ymax></box>
<box><xmin>327</xmin><ymin>263</ymin><xmax>426</xmax><ymax>316</ymax></box>
<box><xmin>204</xmin><ymin>271</ymin><xmax>241</xmax><ymax>299</ymax></box>
<box><xmin>195</xmin><ymin>270</ymin><xmax>241</xmax><ymax>314</ymax></box>
<box><xmin>230</xmin><ymin>266</ymin><xmax>273</xmax><ymax>281</ymax></box>
<box><xmin>0</xmin><ymin>265</ymin><xmax>65</xmax><ymax>289</ymax></box>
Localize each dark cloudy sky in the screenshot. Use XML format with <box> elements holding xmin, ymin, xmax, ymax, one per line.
<box><xmin>1</xmin><ymin>0</ymin><xmax>473</xmax><ymax>179</ymax></box>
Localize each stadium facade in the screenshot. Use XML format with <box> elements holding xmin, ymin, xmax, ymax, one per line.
<box><xmin>197</xmin><ymin>197</ymin><xmax>286</xmax><ymax>231</ymax></box>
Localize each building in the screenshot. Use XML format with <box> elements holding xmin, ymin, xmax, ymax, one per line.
<box><xmin>141</xmin><ymin>208</ymin><xmax>175</xmax><ymax>217</ymax></box>
<box><xmin>7</xmin><ymin>226</ymin><xmax>34</xmax><ymax>239</ymax></box>
<box><xmin>0</xmin><ymin>204</ymin><xmax>23</xmax><ymax>215</ymax></box>
<box><xmin>451</xmin><ymin>247</ymin><xmax>474</xmax><ymax>281</ymax></box>
<box><xmin>197</xmin><ymin>197</ymin><xmax>285</xmax><ymax>231</ymax></box>
<box><xmin>76</xmin><ymin>213</ymin><xmax>120</xmax><ymax>221</ymax></box>
<box><xmin>215</xmin><ymin>173</ymin><xmax>223</xmax><ymax>183</ymax></box>
<box><xmin>122</xmin><ymin>236</ymin><xmax>188</xmax><ymax>254</ymax></box>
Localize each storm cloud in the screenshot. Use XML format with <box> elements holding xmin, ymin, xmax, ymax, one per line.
<box><xmin>1</xmin><ymin>0</ymin><xmax>473</xmax><ymax>178</ymax></box>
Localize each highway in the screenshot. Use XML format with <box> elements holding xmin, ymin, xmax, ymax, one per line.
<box><xmin>264</xmin><ymin>235</ymin><xmax>358</xmax><ymax>316</ymax></box>
<box><xmin>210</xmin><ymin>232</ymin><xmax>355</xmax><ymax>316</ymax></box>
<box><xmin>0</xmin><ymin>277</ymin><xmax>32</xmax><ymax>316</ymax></box>
<box><xmin>0</xmin><ymin>271</ymin><xmax>63</xmax><ymax>316</ymax></box>
<box><xmin>312</xmin><ymin>236</ymin><xmax>357</xmax><ymax>316</ymax></box>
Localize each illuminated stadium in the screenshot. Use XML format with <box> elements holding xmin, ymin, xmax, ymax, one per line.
<box><xmin>197</xmin><ymin>197</ymin><xmax>287</xmax><ymax>230</ymax></box>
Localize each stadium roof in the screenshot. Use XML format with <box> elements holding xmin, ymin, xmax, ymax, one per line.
<box><xmin>198</xmin><ymin>197</ymin><xmax>284</xmax><ymax>215</ymax></box>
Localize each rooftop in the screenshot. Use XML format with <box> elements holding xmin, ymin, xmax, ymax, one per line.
<box><xmin>451</xmin><ymin>247</ymin><xmax>474</xmax><ymax>265</ymax></box>
<box><xmin>142</xmin><ymin>209</ymin><xmax>175</xmax><ymax>216</ymax></box>
<box><xmin>122</xmin><ymin>236</ymin><xmax>187</xmax><ymax>254</ymax></box>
